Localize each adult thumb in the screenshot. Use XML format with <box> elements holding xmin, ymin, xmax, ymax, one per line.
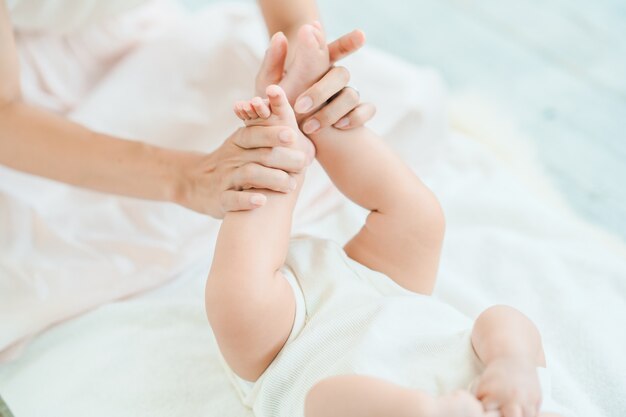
<box><xmin>256</xmin><ymin>32</ymin><xmax>288</xmax><ymax>90</ymax></box>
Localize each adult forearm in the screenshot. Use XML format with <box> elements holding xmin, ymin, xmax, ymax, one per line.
<box><xmin>472</xmin><ymin>306</ymin><xmax>547</xmax><ymax>367</ymax></box>
<box><xmin>257</xmin><ymin>0</ymin><xmax>319</xmax><ymax>39</ymax></box>
<box><xmin>0</xmin><ymin>101</ymin><xmax>186</xmax><ymax>203</ymax></box>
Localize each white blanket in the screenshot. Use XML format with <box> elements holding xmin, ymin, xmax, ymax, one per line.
<box><xmin>1</xmin><ymin>3</ymin><xmax>625</xmax><ymax>417</ymax></box>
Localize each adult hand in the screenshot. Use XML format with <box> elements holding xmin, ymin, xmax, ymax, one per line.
<box><xmin>174</xmin><ymin>125</ymin><xmax>305</xmax><ymax>218</ymax></box>
<box><xmin>255</xmin><ymin>27</ymin><xmax>376</xmax><ymax>134</ymax></box>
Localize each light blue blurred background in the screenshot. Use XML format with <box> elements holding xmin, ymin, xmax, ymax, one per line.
<box><xmin>184</xmin><ymin>0</ymin><xmax>626</xmax><ymax>241</ymax></box>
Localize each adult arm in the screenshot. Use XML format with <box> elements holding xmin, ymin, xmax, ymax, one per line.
<box><xmin>0</xmin><ymin>0</ymin><xmax>304</xmax><ymax>218</ymax></box>
<box><xmin>257</xmin><ymin>0</ymin><xmax>319</xmax><ymax>40</ymax></box>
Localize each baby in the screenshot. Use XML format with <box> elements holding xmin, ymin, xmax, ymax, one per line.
<box><xmin>206</xmin><ymin>24</ymin><xmax>566</xmax><ymax>417</ymax></box>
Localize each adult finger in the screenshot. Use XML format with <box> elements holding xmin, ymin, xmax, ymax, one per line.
<box><xmin>231</xmin><ymin>126</ymin><xmax>296</xmax><ymax>149</ymax></box>
<box><xmin>301</xmin><ymin>87</ymin><xmax>360</xmax><ymax>134</ymax></box>
<box><xmin>231</xmin><ymin>163</ymin><xmax>297</xmax><ymax>193</ymax></box>
<box><xmin>328</xmin><ymin>29</ymin><xmax>366</xmax><ymax>64</ymax></box>
<box><xmin>245</xmin><ymin>147</ymin><xmax>307</xmax><ymax>173</ymax></box>
<box><xmin>255</xmin><ymin>32</ymin><xmax>289</xmax><ymax>94</ymax></box>
<box><xmin>293</xmin><ymin>66</ymin><xmax>351</xmax><ymax>114</ymax></box>
<box><xmin>220</xmin><ymin>190</ymin><xmax>267</xmax><ymax>213</ymax></box>
<box><xmin>334</xmin><ymin>102</ymin><xmax>376</xmax><ymax>129</ymax></box>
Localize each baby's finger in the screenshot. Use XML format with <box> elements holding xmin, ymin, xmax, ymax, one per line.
<box><xmin>220</xmin><ymin>190</ymin><xmax>267</xmax><ymax>213</ymax></box>
<box><xmin>251</xmin><ymin>97</ymin><xmax>271</xmax><ymax>119</ymax></box>
<box><xmin>328</xmin><ymin>29</ymin><xmax>366</xmax><ymax>64</ymax></box>
<box><xmin>301</xmin><ymin>87</ymin><xmax>360</xmax><ymax>134</ymax></box>
<box><xmin>334</xmin><ymin>102</ymin><xmax>376</xmax><ymax>129</ymax></box>
<box><xmin>294</xmin><ymin>66</ymin><xmax>350</xmax><ymax>114</ymax></box>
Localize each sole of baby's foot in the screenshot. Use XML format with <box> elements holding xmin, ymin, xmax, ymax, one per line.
<box><xmin>235</xmin><ymin>85</ymin><xmax>315</xmax><ymax>162</ymax></box>
<box><xmin>280</xmin><ymin>24</ymin><xmax>330</xmax><ymax>104</ymax></box>
<box><xmin>411</xmin><ymin>390</ymin><xmax>489</xmax><ymax>417</ymax></box>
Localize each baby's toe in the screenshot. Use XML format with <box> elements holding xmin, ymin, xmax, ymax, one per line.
<box><xmin>251</xmin><ymin>97</ymin><xmax>271</xmax><ymax>119</ymax></box>
<box><xmin>242</xmin><ymin>101</ymin><xmax>259</xmax><ymax>119</ymax></box>
<box><xmin>266</xmin><ymin>85</ymin><xmax>296</xmax><ymax>123</ymax></box>
<box><xmin>234</xmin><ymin>101</ymin><xmax>250</xmax><ymax>120</ymax></box>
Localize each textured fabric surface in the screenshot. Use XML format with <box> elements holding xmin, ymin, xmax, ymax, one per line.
<box><xmin>223</xmin><ymin>238</ymin><xmax>566</xmax><ymax>416</ymax></box>
<box><xmin>8</xmin><ymin>0</ymin><xmax>150</xmax><ymax>33</ymax></box>
<box><xmin>0</xmin><ymin>3</ymin><xmax>625</xmax><ymax>417</ymax></box>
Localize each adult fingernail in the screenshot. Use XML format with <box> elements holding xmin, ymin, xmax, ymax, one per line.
<box><xmin>294</xmin><ymin>96</ymin><xmax>313</xmax><ymax>113</ymax></box>
<box><xmin>303</xmin><ymin>119</ymin><xmax>320</xmax><ymax>134</ymax></box>
<box><xmin>250</xmin><ymin>194</ymin><xmax>266</xmax><ymax>206</ymax></box>
<box><xmin>279</xmin><ymin>129</ymin><xmax>293</xmax><ymax>143</ymax></box>
<box><xmin>288</xmin><ymin>177</ymin><xmax>297</xmax><ymax>191</ymax></box>
<box><xmin>335</xmin><ymin>117</ymin><xmax>350</xmax><ymax>128</ymax></box>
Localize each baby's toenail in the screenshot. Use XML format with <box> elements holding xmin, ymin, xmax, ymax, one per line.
<box><xmin>303</xmin><ymin>119</ymin><xmax>320</xmax><ymax>134</ymax></box>
<box><xmin>295</xmin><ymin>97</ymin><xmax>313</xmax><ymax>113</ymax></box>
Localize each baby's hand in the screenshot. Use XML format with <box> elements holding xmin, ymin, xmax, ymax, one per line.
<box><xmin>473</xmin><ymin>357</ymin><xmax>542</xmax><ymax>417</ymax></box>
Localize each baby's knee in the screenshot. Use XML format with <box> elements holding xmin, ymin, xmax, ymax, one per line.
<box><xmin>305</xmin><ymin>377</ymin><xmax>343</xmax><ymax>417</ymax></box>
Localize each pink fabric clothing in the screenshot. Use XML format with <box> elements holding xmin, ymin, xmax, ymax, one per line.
<box><xmin>0</xmin><ymin>1</ymin><xmax>347</xmax><ymax>362</ymax></box>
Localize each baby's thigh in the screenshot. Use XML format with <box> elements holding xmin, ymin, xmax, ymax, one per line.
<box><xmin>305</xmin><ymin>375</ymin><xmax>428</xmax><ymax>417</ymax></box>
<box><xmin>207</xmin><ymin>269</ymin><xmax>297</xmax><ymax>382</ymax></box>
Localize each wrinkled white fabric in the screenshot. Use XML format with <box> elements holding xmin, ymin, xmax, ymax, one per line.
<box><xmin>0</xmin><ymin>3</ymin><xmax>625</xmax><ymax>417</ymax></box>
<box><xmin>8</xmin><ymin>0</ymin><xmax>149</xmax><ymax>33</ymax></box>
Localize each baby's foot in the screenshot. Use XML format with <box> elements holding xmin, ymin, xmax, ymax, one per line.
<box><xmin>471</xmin><ymin>357</ymin><xmax>542</xmax><ymax>416</ymax></box>
<box><xmin>279</xmin><ymin>23</ymin><xmax>330</xmax><ymax>105</ymax></box>
<box><xmin>234</xmin><ymin>85</ymin><xmax>315</xmax><ymax>162</ymax></box>
<box><xmin>412</xmin><ymin>390</ymin><xmax>489</xmax><ymax>417</ymax></box>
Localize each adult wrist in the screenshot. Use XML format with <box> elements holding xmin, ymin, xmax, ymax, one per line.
<box><xmin>152</xmin><ymin>146</ymin><xmax>200</xmax><ymax>207</ymax></box>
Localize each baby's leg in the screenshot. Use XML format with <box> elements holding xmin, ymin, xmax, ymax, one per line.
<box><xmin>206</xmin><ymin>86</ymin><xmax>311</xmax><ymax>382</ymax></box>
<box><xmin>305</xmin><ymin>375</ymin><xmax>487</xmax><ymax>417</ymax></box>
<box><xmin>471</xmin><ymin>305</ymin><xmax>563</xmax><ymax>417</ymax></box>
<box><xmin>308</xmin><ymin>125</ymin><xmax>445</xmax><ymax>295</ymax></box>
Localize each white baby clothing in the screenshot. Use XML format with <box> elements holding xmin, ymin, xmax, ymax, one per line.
<box><xmin>220</xmin><ymin>237</ymin><xmax>567</xmax><ymax>416</ymax></box>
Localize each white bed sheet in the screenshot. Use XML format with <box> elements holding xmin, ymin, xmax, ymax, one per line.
<box><xmin>1</xmin><ymin>3</ymin><xmax>625</xmax><ymax>417</ymax></box>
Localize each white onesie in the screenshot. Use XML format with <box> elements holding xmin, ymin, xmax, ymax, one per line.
<box><xmin>220</xmin><ymin>237</ymin><xmax>567</xmax><ymax>416</ymax></box>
